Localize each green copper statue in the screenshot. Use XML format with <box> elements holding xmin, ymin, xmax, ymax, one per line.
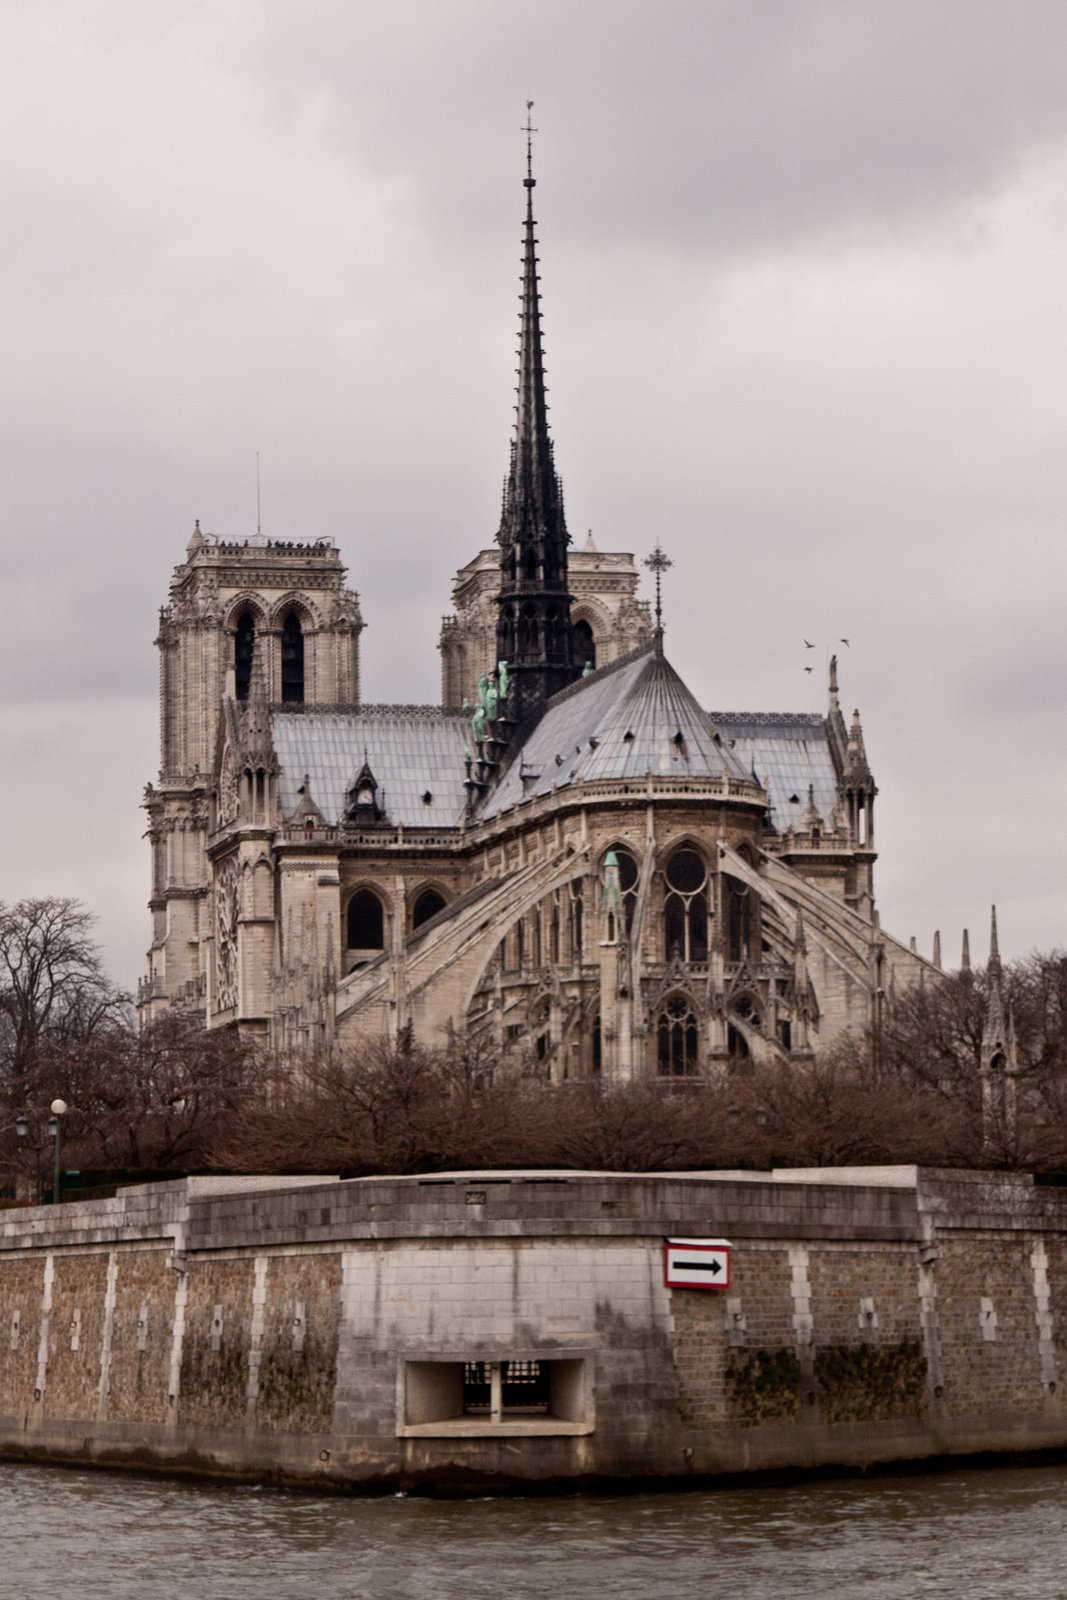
<box><xmin>485</xmin><ymin>675</ymin><xmax>499</xmax><ymax>722</ymax></box>
<box><xmin>477</xmin><ymin>672</ymin><xmax>490</xmax><ymax>712</ymax></box>
<box><xmin>472</xmin><ymin>704</ymin><xmax>487</xmax><ymax>744</ymax></box>
<box><xmin>582</xmin><ymin>659</ymin><xmax>594</xmax><ymax>678</ymax></box>
<box><xmin>497</xmin><ymin>659</ymin><xmax>510</xmax><ymax>702</ymax></box>
<box><xmin>601</xmin><ymin>848</ymin><xmax>624</xmax><ymax>916</ymax></box>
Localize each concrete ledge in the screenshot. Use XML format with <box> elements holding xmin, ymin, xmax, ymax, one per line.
<box><xmin>398</xmin><ymin>1419</ymin><xmax>594</xmax><ymax>1438</ymax></box>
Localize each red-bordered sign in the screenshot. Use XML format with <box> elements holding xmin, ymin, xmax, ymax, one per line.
<box><xmin>665</xmin><ymin>1237</ymin><xmax>731</xmax><ymax>1290</ymax></box>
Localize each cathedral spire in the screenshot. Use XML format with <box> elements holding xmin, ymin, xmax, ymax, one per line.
<box><xmin>496</xmin><ymin>105</ymin><xmax>574</xmax><ymax>723</ymax></box>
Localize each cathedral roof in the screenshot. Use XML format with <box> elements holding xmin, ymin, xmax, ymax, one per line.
<box><xmin>710</xmin><ymin>712</ymin><xmax>839</xmax><ymax>834</ymax></box>
<box><xmin>271</xmin><ymin>707</ymin><xmax>470</xmax><ymax>829</ymax></box>
<box><xmin>482</xmin><ymin>643</ymin><xmax>751</xmax><ymax>817</ymax></box>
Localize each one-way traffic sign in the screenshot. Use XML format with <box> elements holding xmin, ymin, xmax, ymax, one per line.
<box><xmin>665</xmin><ymin>1237</ymin><xmax>732</xmax><ymax>1290</ymax></box>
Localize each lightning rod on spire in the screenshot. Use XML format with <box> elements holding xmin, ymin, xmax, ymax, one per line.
<box><xmin>523</xmin><ymin>100</ymin><xmax>537</xmax><ymax>185</ymax></box>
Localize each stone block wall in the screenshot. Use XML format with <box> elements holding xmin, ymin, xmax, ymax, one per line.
<box><xmin>0</xmin><ymin>1169</ymin><xmax>1063</xmax><ymax>1488</ymax></box>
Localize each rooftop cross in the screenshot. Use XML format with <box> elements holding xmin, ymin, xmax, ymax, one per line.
<box><xmin>643</xmin><ymin>544</ymin><xmax>673</xmax><ymax>641</ymax></box>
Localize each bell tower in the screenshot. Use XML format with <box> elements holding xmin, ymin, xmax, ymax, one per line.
<box><xmin>139</xmin><ymin>524</ymin><xmax>363</xmax><ymax>1026</ymax></box>
<box><xmin>495</xmin><ymin>107</ymin><xmax>575</xmax><ymax>724</ymax></box>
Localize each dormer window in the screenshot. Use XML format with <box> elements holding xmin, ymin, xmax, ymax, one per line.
<box><xmin>344</xmin><ymin>757</ymin><xmax>383</xmax><ymax>825</ymax></box>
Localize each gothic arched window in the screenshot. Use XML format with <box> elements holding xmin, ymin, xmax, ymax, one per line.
<box><xmin>545</xmin><ymin>604</ymin><xmax>559</xmax><ymax>658</ymax></box>
<box><xmin>234</xmin><ymin>610</ymin><xmax>255</xmax><ymax>701</ymax></box>
<box><xmin>346</xmin><ymin>889</ymin><xmax>384</xmax><ymax>957</ymax></box>
<box><xmin>726</xmin><ymin>874</ymin><xmax>752</xmax><ymax>963</ymax></box>
<box><xmin>664</xmin><ymin>848</ymin><xmax>709</xmax><ymax>963</ymax></box>
<box><xmin>412</xmin><ymin>887</ymin><xmax>447</xmax><ymax>930</ymax></box>
<box><xmin>573</xmin><ymin>618</ymin><xmax>596</xmax><ymax>672</ymax></box>
<box><xmin>657</xmin><ymin>994</ymin><xmax>699</xmax><ymax>1076</ymax></box>
<box><xmin>569</xmin><ymin>879</ymin><xmax>583</xmax><ymax>962</ymax></box>
<box><xmin>281</xmin><ymin>612</ymin><xmax>305</xmax><ymax>703</ymax></box>
<box><xmin>518</xmin><ymin>603</ymin><xmax>537</xmax><ymax>654</ymax></box>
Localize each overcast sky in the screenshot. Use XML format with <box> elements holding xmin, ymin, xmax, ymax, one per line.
<box><xmin>2</xmin><ymin>0</ymin><xmax>1066</xmax><ymax>992</ymax></box>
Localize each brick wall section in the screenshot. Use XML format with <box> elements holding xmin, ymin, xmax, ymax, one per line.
<box><xmin>935</xmin><ymin>1236</ymin><xmax>1044</xmax><ymax>1414</ymax></box>
<box><xmin>808</xmin><ymin>1244</ymin><xmax>921</xmax><ymax>1345</ymax></box>
<box><xmin>0</xmin><ymin>1256</ymin><xmax>45</xmax><ymax>1413</ymax></box>
<box><xmin>106</xmin><ymin>1248</ymin><xmax>175</xmax><ymax>1425</ymax></box>
<box><xmin>257</xmin><ymin>1252</ymin><xmax>342</xmax><ymax>1433</ymax></box>
<box><xmin>42</xmin><ymin>1253</ymin><xmax>110</xmax><ymax>1420</ymax></box>
<box><xmin>178</xmin><ymin>1257</ymin><xmax>255</xmax><ymax>1428</ymax></box>
<box><xmin>671</xmin><ymin>1244</ymin><xmax>794</xmax><ymax>1426</ymax></box>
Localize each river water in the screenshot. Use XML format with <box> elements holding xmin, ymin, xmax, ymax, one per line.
<box><xmin>5</xmin><ymin>1459</ymin><xmax>1067</xmax><ymax>1599</ymax></box>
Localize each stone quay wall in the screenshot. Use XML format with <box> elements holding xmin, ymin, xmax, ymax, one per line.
<box><xmin>0</xmin><ymin>1166</ymin><xmax>1064</xmax><ymax>1490</ymax></box>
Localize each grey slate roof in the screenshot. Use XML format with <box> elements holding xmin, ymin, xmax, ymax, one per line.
<box><xmin>482</xmin><ymin>644</ymin><xmax>751</xmax><ymax>819</ymax></box>
<box><xmin>271</xmin><ymin>706</ymin><xmax>469</xmax><ymax>828</ymax></box>
<box><xmin>710</xmin><ymin>712</ymin><xmax>840</xmax><ymax>834</ymax></box>
<box><xmin>266</xmin><ymin>677</ymin><xmax>844</xmax><ymax>837</ymax></box>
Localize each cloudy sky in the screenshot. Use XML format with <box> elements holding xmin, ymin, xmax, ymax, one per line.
<box><xmin>2</xmin><ymin>0</ymin><xmax>1066</xmax><ymax>991</ymax></box>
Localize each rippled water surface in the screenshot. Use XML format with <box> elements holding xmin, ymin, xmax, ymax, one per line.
<box><xmin>5</xmin><ymin>1459</ymin><xmax>1067</xmax><ymax>1599</ymax></box>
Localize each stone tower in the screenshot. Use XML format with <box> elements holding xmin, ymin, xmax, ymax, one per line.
<box><xmin>139</xmin><ymin>525</ymin><xmax>362</xmax><ymax>1024</ymax></box>
<box><xmin>494</xmin><ymin>138</ymin><xmax>575</xmax><ymax>724</ymax></box>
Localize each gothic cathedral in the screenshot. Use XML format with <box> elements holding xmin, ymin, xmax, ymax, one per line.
<box><xmin>140</xmin><ymin>154</ymin><xmax>930</xmax><ymax>1074</ymax></box>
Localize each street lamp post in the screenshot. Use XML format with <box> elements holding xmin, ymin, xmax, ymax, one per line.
<box><xmin>15</xmin><ymin>1101</ymin><xmax>68</xmax><ymax>1205</ymax></box>
<box><xmin>50</xmin><ymin>1100</ymin><xmax>67</xmax><ymax>1205</ymax></box>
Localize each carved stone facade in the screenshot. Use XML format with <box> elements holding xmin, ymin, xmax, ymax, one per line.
<box><xmin>140</xmin><ymin>529</ymin><xmax>362</xmax><ymax>1027</ymax></box>
<box><xmin>140</xmin><ymin>160</ymin><xmax>931</xmax><ymax>1069</ymax></box>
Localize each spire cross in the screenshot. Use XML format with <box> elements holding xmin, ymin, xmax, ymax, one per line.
<box><xmin>523</xmin><ymin>100</ymin><xmax>537</xmax><ymax>185</ymax></box>
<box><xmin>643</xmin><ymin>544</ymin><xmax>673</xmax><ymax>634</ymax></box>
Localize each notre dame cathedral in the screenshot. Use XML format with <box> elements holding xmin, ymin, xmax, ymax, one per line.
<box><xmin>138</xmin><ymin>150</ymin><xmax>930</xmax><ymax>1075</ymax></box>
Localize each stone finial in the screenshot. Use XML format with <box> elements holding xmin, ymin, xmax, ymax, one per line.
<box><xmin>988</xmin><ymin>904</ymin><xmax>1001</xmax><ymax>975</ymax></box>
<box><xmin>933</xmin><ymin>930</ymin><xmax>941</xmax><ymax>969</ymax></box>
<box><xmin>961</xmin><ymin>928</ymin><xmax>971</xmax><ymax>972</ymax></box>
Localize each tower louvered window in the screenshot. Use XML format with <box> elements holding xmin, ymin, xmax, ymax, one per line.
<box><xmin>234</xmin><ymin>611</ymin><xmax>255</xmax><ymax>701</ymax></box>
<box><xmin>281</xmin><ymin>613</ymin><xmax>304</xmax><ymax>703</ymax></box>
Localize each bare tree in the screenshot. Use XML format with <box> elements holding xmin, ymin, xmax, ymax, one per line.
<box><xmin>0</xmin><ymin>898</ymin><xmax>129</xmax><ymax>1078</ymax></box>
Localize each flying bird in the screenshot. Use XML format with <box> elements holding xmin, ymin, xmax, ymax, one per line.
<box><xmin>804</xmin><ymin>640</ymin><xmax>815</xmax><ymax>648</ymax></box>
<box><xmin>804</xmin><ymin>666</ymin><xmax>814</xmax><ymax>673</ymax></box>
<box><xmin>840</xmin><ymin>638</ymin><xmax>850</xmax><ymax>646</ymax></box>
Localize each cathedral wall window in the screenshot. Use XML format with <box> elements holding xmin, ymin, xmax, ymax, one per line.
<box><xmin>234</xmin><ymin>610</ymin><xmax>255</xmax><ymax>701</ymax></box>
<box><xmin>725</xmin><ymin>873</ymin><xmax>753</xmax><ymax>963</ymax></box>
<box><xmin>412</xmin><ymin>887</ymin><xmax>447</xmax><ymax>930</ymax></box>
<box><xmin>346</xmin><ymin>889</ymin><xmax>385</xmax><ymax>964</ymax></box>
<box><xmin>568</xmin><ymin>880</ymin><xmax>584</xmax><ymax>963</ymax></box>
<box><xmin>664</xmin><ymin>848</ymin><xmax>708</xmax><ymax>963</ymax></box>
<box><xmin>657</xmin><ymin>994</ymin><xmax>699</xmax><ymax>1076</ymax></box>
<box><xmin>281</xmin><ymin>612</ymin><xmax>305</xmax><ymax>703</ymax></box>
<box><xmin>727</xmin><ymin>1023</ymin><xmax>749</xmax><ymax>1060</ymax></box>
<box><xmin>573</xmin><ymin>618</ymin><xmax>596</xmax><ymax>672</ymax></box>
